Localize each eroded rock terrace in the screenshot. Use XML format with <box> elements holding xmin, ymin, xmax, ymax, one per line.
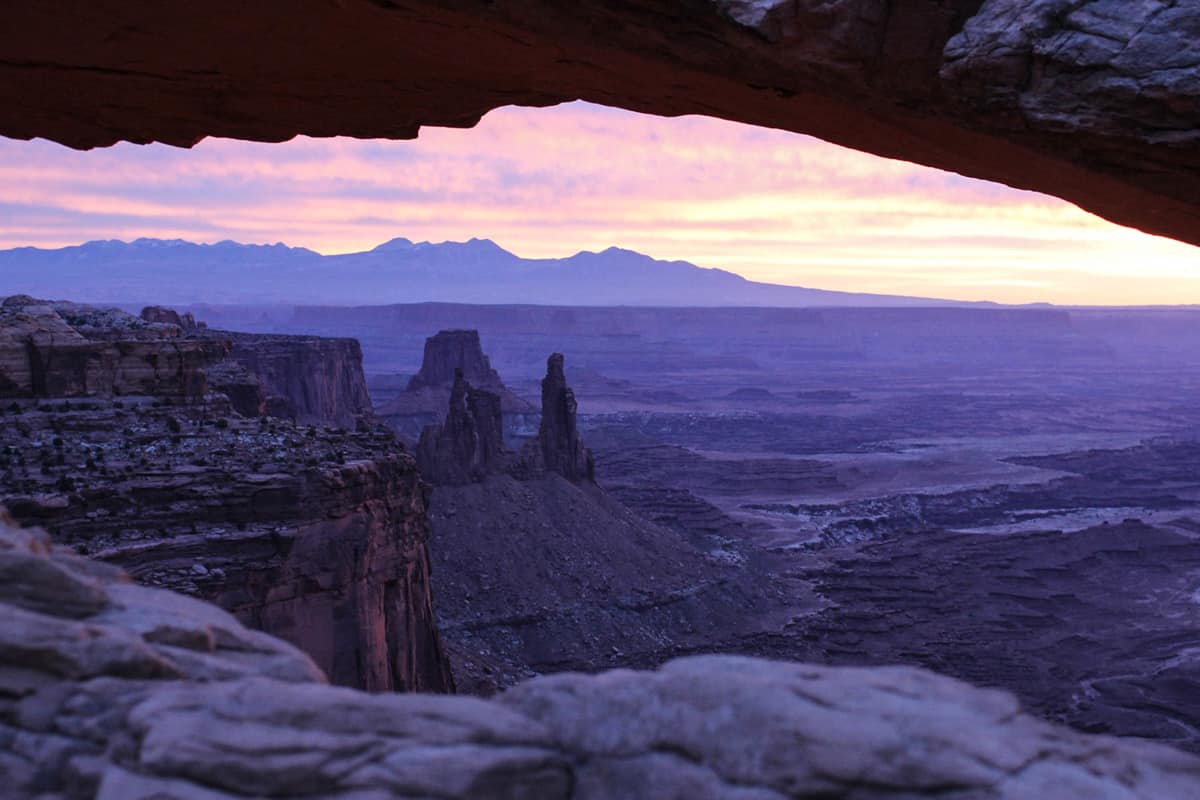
<box><xmin>4</xmin><ymin>515</ymin><xmax>1200</xmax><ymax>799</ymax></box>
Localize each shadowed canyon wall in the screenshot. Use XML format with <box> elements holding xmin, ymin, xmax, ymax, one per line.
<box><xmin>0</xmin><ymin>297</ymin><xmax>454</xmax><ymax>693</ymax></box>
<box><xmin>2</xmin><ymin>1</ymin><xmax>1198</xmax><ymax>248</ymax></box>
<box><xmin>214</xmin><ymin>330</ymin><xmax>375</xmax><ymax>428</ymax></box>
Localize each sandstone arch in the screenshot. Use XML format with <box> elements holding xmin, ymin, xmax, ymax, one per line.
<box><xmin>2</xmin><ymin>1</ymin><xmax>1198</xmax><ymax>247</ymax></box>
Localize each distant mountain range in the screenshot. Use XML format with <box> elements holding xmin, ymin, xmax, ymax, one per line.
<box><xmin>0</xmin><ymin>237</ymin><xmax>983</xmax><ymax>307</ymax></box>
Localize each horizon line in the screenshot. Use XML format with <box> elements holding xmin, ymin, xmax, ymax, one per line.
<box><xmin>13</xmin><ymin>235</ymin><xmax>1198</xmax><ymax>310</ymax></box>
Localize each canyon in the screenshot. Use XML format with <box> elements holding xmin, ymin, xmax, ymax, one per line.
<box><xmin>226</xmin><ymin>300</ymin><xmax>1200</xmax><ymax>753</ymax></box>
<box><xmin>3</xmin><ymin>1</ymin><xmax>1200</xmax><ymax>793</ymax></box>
<box><xmin>6</xmin><ymin>294</ymin><xmax>1200</xmax><ymax>795</ymax></box>
<box><xmin>0</xmin><ymin>296</ymin><xmax>453</xmax><ymax>693</ymax></box>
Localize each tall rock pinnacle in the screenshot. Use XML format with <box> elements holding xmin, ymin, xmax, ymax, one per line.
<box><xmin>415</xmin><ymin>351</ymin><xmax>595</xmax><ymax>485</ymax></box>
<box><xmin>416</xmin><ymin>369</ymin><xmax>506</xmax><ymax>485</ymax></box>
<box><xmin>537</xmin><ymin>353</ymin><xmax>595</xmax><ymax>483</ymax></box>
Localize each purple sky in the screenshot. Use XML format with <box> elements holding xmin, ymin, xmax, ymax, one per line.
<box><xmin>2</xmin><ymin>101</ymin><xmax>1198</xmax><ymax>305</ymax></box>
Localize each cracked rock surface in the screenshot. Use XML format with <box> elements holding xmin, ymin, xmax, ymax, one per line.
<box><xmin>4</xmin><ymin>516</ymin><xmax>1200</xmax><ymax>798</ymax></box>
<box><xmin>2</xmin><ymin>1</ymin><xmax>1198</xmax><ymax>247</ymax></box>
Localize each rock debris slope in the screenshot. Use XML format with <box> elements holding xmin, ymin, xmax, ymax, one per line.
<box><xmin>415</xmin><ymin>352</ymin><xmax>780</xmax><ymax>693</ymax></box>
<box><xmin>3</xmin><ymin>516</ymin><xmax>1200</xmax><ymax>799</ymax></box>
<box><xmin>2</xmin><ymin>1</ymin><xmax>1198</xmax><ymax>247</ymax></box>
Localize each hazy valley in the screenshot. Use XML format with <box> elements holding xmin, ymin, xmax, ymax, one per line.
<box><xmin>182</xmin><ymin>300</ymin><xmax>1200</xmax><ymax>749</ymax></box>
<box><xmin>6</xmin><ymin>283</ymin><xmax>1200</xmax><ymax>799</ymax></box>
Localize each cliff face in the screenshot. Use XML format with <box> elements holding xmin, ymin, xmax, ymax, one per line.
<box><xmin>379</xmin><ymin>328</ymin><xmax>534</xmax><ymax>440</ymax></box>
<box><xmin>203</xmin><ymin>359</ymin><xmax>266</xmax><ymax>418</ymax></box>
<box><xmin>407</xmin><ymin>329</ymin><xmax>505</xmax><ymax>393</ymax></box>
<box><xmin>0</xmin><ymin>296</ymin><xmax>227</xmax><ymax>401</ymax></box>
<box><xmin>215</xmin><ymin>331</ymin><xmax>374</xmax><ymax>428</ymax></box>
<box><xmin>0</xmin><ymin>296</ymin><xmax>454</xmax><ymax>694</ymax></box>
<box><xmin>7</xmin><ymin>516</ymin><xmax>1197</xmax><ymax>800</ymax></box>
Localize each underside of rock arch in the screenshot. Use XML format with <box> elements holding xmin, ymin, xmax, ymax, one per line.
<box><xmin>2</xmin><ymin>0</ymin><xmax>1198</xmax><ymax>248</ymax></box>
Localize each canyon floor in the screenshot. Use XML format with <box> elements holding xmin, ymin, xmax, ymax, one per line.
<box><xmin>188</xmin><ymin>303</ymin><xmax>1200</xmax><ymax>753</ymax></box>
<box><xmin>580</xmin><ymin>365</ymin><xmax>1200</xmax><ymax>752</ymax></box>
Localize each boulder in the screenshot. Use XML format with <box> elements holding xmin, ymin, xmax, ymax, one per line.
<box><xmin>3</xmin><ymin>513</ymin><xmax>1199</xmax><ymax>799</ymax></box>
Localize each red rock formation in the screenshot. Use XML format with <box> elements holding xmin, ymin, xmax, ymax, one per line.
<box><xmin>140</xmin><ymin>305</ymin><xmax>202</xmax><ymax>331</ymax></box>
<box><xmin>213</xmin><ymin>330</ymin><xmax>375</xmax><ymax>428</ymax></box>
<box><xmin>417</xmin><ymin>351</ymin><xmax>594</xmax><ymax>486</ymax></box>
<box><xmin>379</xmin><ymin>328</ymin><xmax>534</xmax><ymax>439</ymax></box>
<box><xmin>82</xmin><ymin>448</ymin><xmax>454</xmax><ymax>693</ymax></box>
<box><xmin>204</xmin><ymin>359</ymin><xmax>267</xmax><ymax>419</ymax></box>
<box><xmin>416</xmin><ymin>369</ymin><xmax>507</xmax><ymax>485</ymax></box>
<box><xmin>2</xmin><ymin>412</ymin><xmax>455</xmax><ymax>694</ymax></box>
<box><xmin>520</xmin><ymin>353</ymin><xmax>595</xmax><ymax>483</ymax></box>
<box><xmin>0</xmin><ymin>296</ymin><xmax>455</xmax><ymax>693</ymax></box>
<box><xmin>0</xmin><ymin>296</ymin><xmax>226</xmax><ymax>402</ymax></box>
<box><xmin>1</xmin><ymin>2</ymin><xmax>1197</xmax><ymax>247</ymax></box>
<box><xmin>407</xmin><ymin>330</ymin><xmax>505</xmax><ymax>394</ymax></box>
<box><xmin>417</xmin><ymin>352</ymin><xmax>727</xmax><ymax>694</ymax></box>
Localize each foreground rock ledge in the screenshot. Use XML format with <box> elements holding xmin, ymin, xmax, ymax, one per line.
<box><xmin>3</xmin><ymin>517</ymin><xmax>1200</xmax><ymax>799</ymax></box>
<box><xmin>3</xmin><ymin>1</ymin><xmax>1199</xmax><ymax>248</ymax></box>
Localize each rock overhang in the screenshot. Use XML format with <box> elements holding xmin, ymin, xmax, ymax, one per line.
<box><xmin>1</xmin><ymin>0</ymin><xmax>1197</xmax><ymax>249</ymax></box>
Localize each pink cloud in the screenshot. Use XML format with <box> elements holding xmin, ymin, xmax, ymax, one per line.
<box><xmin>1</xmin><ymin>101</ymin><xmax>1198</xmax><ymax>305</ymax></box>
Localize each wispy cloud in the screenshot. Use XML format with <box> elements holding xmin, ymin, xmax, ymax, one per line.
<box><xmin>1</xmin><ymin>101</ymin><xmax>1198</xmax><ymax>304</ymax></box>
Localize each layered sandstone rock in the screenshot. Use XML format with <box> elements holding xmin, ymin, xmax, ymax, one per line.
<box><xmin>1</xmin><ymin>404</ymin><xmax>454</xmax><ymax>694</ymax></box>
<box><xmin>524</xmin><ymin>352</ymin><xmax>595</xmax><ymax>483</ymax></box>
<box><xmin>140</xmin><ymin>305</ymin><xmax>202</xmax><ymax>331</ymax></box>
<box><xmin>0</xmin><ymin>296</ymin><xmax>227</xmax><ymax>402</ymax></box>
<box><xmin>4</xmin><ymin>515</ymin><xmax>1199</xmax><ymax>799</ymax></box>
<box><xmin>213</xmin><ymin>330</ymin><xmax>374</xmax><ymax>428</ymax></box>
<box><xmin>416</xmin><ymin>350</ymin><xmax>594</xmax><ymax>486</ymax></box>
<box><xmin>416</xmin><ymin>369</ymin><xmax>507</xmax><ymax>485</ymax></box>
<box><xmin>380</xmin><ymin>328</ymin><xmax>534</xmax><ymax>439</ymax></box>
<box><xmin>408</xmin><ymin>329</ymin><xmax>506</xmax><ymax>394</ymax></box>
<box><xmin>1</xmin><ymin>2</ymin><xmax>1197</xmax><ymax>247</ymax></box>
<box><xmin>202</xmin><ymin>359</ymin><xmax>266</xmax><ymax>419</ymax></box>
<box><xmin>0</xmin><ymin>298</ymin><xmax>373</xmax><ymax>428</ymax></box>
<box><xmin>0</xmin><ymin>297</ymin><xmax>454</xmax><ymax>693</ymax></box>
